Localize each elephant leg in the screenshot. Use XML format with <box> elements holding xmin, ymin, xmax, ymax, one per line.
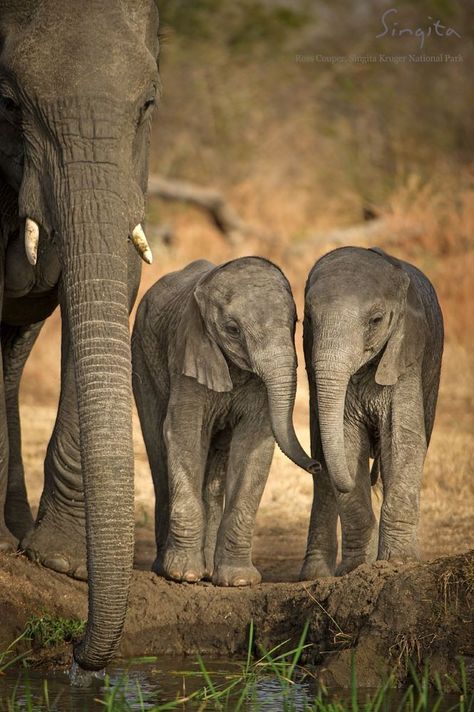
<box><xmin>336</xmin><ymin>422</ymin><xmax>377</xmax><ymax>576</ymax></box>
<box><xmin>160</xmin><ymin>381</ymin><xmax>209</xmax><ymax>583</ymax></box>
<box><xmin>0</xmin><ymin>262</ymin><xmax>15</xmax><ymax>551</ymax></box>
<box><xmin>213</xmin><ymin>413</ymin><xmax>274</xmax><ymax>587</ymax></box>
<box><xmin>21</xmin><ymin>327</ymin><xmax>88</xmax><ymax>580</ymax></box>
<box><xmin>135</xmin><ymin>398</ymin><xmax>170</xmax><ymax>575</ymax></box>
<box><xmin>0</xmin><ymin>390</ymin><xmax>11</xmax><ymax>551</ymax></box>
<box><xmin>148</xmin><ymin>422</ymin><xmax>169</xmax><ymax>577</ymax></box>
<box><xmin>202</xmin><ymin>428</ymin><xmax>229</xmax><ymax>579</ymax></box>
<box><xmin>2</xmin><ymin>322</ymin><xmax>44</xmax><ymax>540</ymax></box>
<box><xmin>300</xmin><ymin>416</ymin><xmax>338</xmax><ymax>579</ymax></box>
<box><xmin>132</xmin><ymin>339</ymin><xmax>170</xmax><ymax>576</ymax></box>
<box><xmin>0</xmin><ymin>356</ymin><xmax>14</xmax><ymax>551</ymax></box>
<box><xmin>378</xmin><ymin>372</ymin><xmax>426</xmax><ymax>562</ymax></box>
<box><xmin>300</xmin><ymin>467</ymin><xmax>338</xmax><ymax>579</ymax></box>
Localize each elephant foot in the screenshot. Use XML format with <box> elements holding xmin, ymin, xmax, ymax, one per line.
<box><xmin>202</xmin><ymin>547</ymin><xmax>215</xmax><ymax>580</ymax></box>
<box><xmin>378</xmin><ymin>535</ymin><xmax>419</xmax><ymax>564</ymax></box>
<box><xmin>377</xmin><ymin>548</ymin><xmax>419</xmax><ymax>565</ymax></box>
<box><xmin>5</xmin><ymin>496</ymin><xmax>34</xmax><ymax>542</ymax></box>
<box><xmin>212</xmin><ymin>562</ymin><xmax>261</xmax><ymax>587</ymax></box>
<box><xmin>158</xmin><ymin>547</ymin><xmax>205</xmax><ymax>583</ymax></box>
<box><xmin>21</xmin><ymin>507</ymin><xmax>87</xmax><ymax>581</ymax></box>
<box><xmin>0</xmin><ymin>522</ymin><xmax>17</xmax><ymax>554</ymax></box>
<box><xmin>335</xmin><ymin>556</ymin><xmax>366</xmax><ymax>576</ymax></box>
<box><xmin>299</xmin><ymin>555</ymin><xmax>335</xmax><ymax>580</ymax></box>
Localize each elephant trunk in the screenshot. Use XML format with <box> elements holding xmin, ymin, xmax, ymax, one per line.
<box><xmin>313</xmin><ymin>353</ymin><xmax>354</xmax><ymax>493</ymax></box>
<box><xmin>254</xmin><ymin>348</ymin><xmax>319</xmax><ymax>474</ymax></box>
<box><xmin>55</xmin><ymin>169</ymin><xmax>135</xmax><ymax>671</ymax></box>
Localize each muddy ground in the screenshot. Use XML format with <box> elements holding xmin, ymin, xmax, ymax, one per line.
<box><xmin>1</xmin><ymin>549</ymin><xmax>473</xmax><ymax>687</ymax></box>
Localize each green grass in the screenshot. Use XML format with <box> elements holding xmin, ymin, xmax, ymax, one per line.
<box><xmin>0</xmin><ymin>615</ymin><xmax>85</xmax><ymax>677</ymax></box>
<box><xmin>1</xmin><ymin>621</ymin><xmax>473</xmax><ymax>710</ymax></box>
<box><xmin>0</xmin><ymin>633</ymin><xmax>30</xmax><ymax>675</ymax></box>
<box><xmin>23</xmin><ymin>615</ymin><xmax>85</xmax><ymax>649</ymax></box>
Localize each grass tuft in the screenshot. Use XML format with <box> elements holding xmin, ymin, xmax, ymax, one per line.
<box><xmin>24</xmin><ymin>615</ymin><xmax>85</xmax><ymax>649</ymax></box>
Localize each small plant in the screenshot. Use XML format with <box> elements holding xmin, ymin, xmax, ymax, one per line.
<box><xmin>24</xmin><ymin>615</ymin><xmax>85</xmax><ymax>649</ymax></box>
<box><xmin>0</xmin><ymin>632</ymin><xmax>30</xmax><ymax>675</ymax></box>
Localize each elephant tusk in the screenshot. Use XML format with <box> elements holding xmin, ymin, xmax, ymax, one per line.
<box><xmin>24</xmin><ymin>218</ymin><xmax>40</xmax><ymax>266</ymax></box>
<box><xmin>131</xmin><ymin>224</ymin><xmax>153</xmax><ymax>265</ymax></box>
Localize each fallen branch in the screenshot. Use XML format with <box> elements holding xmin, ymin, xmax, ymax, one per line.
<box><xmin>147</xmin><ymin>174</ymin><xmax>271</xmax><ymax>244</ymax></box>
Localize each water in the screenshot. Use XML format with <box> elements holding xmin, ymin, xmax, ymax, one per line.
<box><xmin>1</xmin><ymin>658</ymin><xmax>312</xmax><ymax>711</ymax></box>
<box><xmin>0</xmin><ymin>658</ymin><xmax>469</xmax><ymax>711</ymax></box>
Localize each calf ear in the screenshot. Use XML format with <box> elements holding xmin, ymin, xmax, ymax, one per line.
<box><xmin>375</xmin><ymin>269</ymin><xmax>426</xmax><ymax>386</ymax></box>
<box><xmin>177</xmin><ymin>292</ymin><xmax>233</xmax><ymax>393</ymax></box>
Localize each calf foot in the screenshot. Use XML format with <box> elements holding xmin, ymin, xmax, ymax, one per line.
<box><xmin>335</xmin><ymin>556</ymin><xmax>367</xmax><ymax>576</ymax></box>
<box><xmin>377</xmin><ymin>546</ymin><xmax>419</xmax><ymax>564</ymax></box>
<box><xmin>378</xmin><ymin>532</ymin><xmax>419</xmax><ymax>564</ymax></box>
<box><xmin>202</xmin><ymin>547</ymin><xmax>215</xmax><ymax>580</ymax></box>
<box><xmin>0</xmin><ymin>522</ymin><xmax>16</xmax><ymax>553</ymax></box>
<box><xmin>5</xmin><ymin>494</ymin><xmax>34</xmax><ymax>542</ymax></box>
<box><xmin>21</xmin><ymin>504</ymin><xmax>87</xmax><ymax>580</ymax></box>
<box><xmin>299</xmin><ymin>553</ymin><xmax>336</xmax><ymax>580</ymax></box>
<box><xmin>213</xmin><ymin>562</ymin><xmax>261</xmax><ymax>587</ymax></box>
<box><xmin>158</xmin><ymin>546</ymin><xmax>205</xmax><ymax>583</ymax></box>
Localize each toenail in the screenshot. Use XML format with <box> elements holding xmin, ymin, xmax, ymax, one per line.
<box><xmin>43</xmin><ymin>556</ymin><xmax>70</xmax><ymax>573</ymax></box>
<box><xmin>25</xmin><ymin>548</ymin><xmax>39</xmax><ymax>563</ymax></box>
<box><xmin>72</xmin><ymin>565</ymin><xmax>88</xmax><ymax>581</ymax></box>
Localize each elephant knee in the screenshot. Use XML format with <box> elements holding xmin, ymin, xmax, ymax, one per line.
<box><xmin>163</xmin><ymin>415</ymin><xmax>182</xmax><ymax>454</ymax></box>
<box><xmin>162</xmin><ymin>418</ymin><xmax>172</xmax><ymax>448</ymax></box>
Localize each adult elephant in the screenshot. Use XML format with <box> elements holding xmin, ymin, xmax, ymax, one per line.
<box><xmin>301</xmin><ymin>247</ymin><xmax>443</xmax><ymax>579</ymax></box>
<box><xmin>0</xmin><ymin>1</ymin><xmax>159</xmax><ymax>674</ymax></box>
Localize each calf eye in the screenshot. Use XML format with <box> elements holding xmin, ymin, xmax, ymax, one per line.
<box><xmin>137</xmin><ymin>95</ymin><xmax>156</xmax><ymax>126</ymax></box>
<box><xmin>143</xmin><ymin>97</ymin><xmax>155</xmax><ymax>111</ymax></box>
<box><xmin>225</xmin><ymin>321</ymin><xmax>241</xmax><ymax>338</ymax></box>
<box><xmin>369</xmin><ymin>313</ymin><xmax>384</xmax><ymax>327</ymax></box>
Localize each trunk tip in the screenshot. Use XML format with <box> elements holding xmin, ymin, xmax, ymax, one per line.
<box><xmin>334</xmin><ymin>476</ymin><xmax>356</xmax><ymax>494</ymax></box>
<box><xmin>69</xmin><ymin>657</ymin><xmax>105</xmax><ymax>687</ymax></box>
<box><xmin>308</xmin><ymin>459</ymin><xmax>322</xmax><ymax>475</ymax></box>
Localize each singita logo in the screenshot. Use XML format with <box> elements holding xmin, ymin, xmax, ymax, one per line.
<box><xmin>376</xmin><ymin>8</ymin><xmax>462</xmax><ymax>50</ymax></box>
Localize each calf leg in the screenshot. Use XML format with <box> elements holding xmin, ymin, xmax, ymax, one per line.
<box><xmin>213</xmin><ymin>411</ymin><xmax>274</xmax><ymax>587</ymax></box>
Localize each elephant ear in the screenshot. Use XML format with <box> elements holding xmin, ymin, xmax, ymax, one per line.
<box><xmin>370</xmin><ymin>249</ymin><xmax>426</xmax><ymax>386</ymax></box>
<box><xmin>177</xmin><ymin>290</ymin><xmax>233</xmax><ymax>393</ymax></box>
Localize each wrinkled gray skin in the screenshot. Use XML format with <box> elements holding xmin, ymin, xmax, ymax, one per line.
<box><xmin>301</xmin><ymin>247</ymin><xmax>443</xmax><ymax>579</ymax></box>
<box><xmin>132</xmin><ymin>258</ymin><xmax>319</xmax><ymax>587</ymax></box>
<box><xmin>0</xmin><ymin>1</ymin><xmax>159</xmax><ymax>672</ymax></box>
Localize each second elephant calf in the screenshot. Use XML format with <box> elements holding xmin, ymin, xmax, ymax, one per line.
<box><xmin>132</xmin><ymin>257</ymin><xmax>319</xmax><ymax>587</ymax></box>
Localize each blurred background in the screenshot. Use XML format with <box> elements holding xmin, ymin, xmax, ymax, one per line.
<box><xmin>21</xmin><ymin>0</ymin><xmax>473</xmax><ymax>579</ymax></box>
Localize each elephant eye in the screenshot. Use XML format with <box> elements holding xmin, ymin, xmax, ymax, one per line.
<box><xmin>143</xmin><ymin>97</ymin><xmax>155</xmax><ymax>111</ymax></box>
<box><xmin>138</xmin><ymin>96</ymin><xmax>156</xmax><ymax>124</ymax></box>
<box><xmin>0</xmin><ymin>95</ymin><xmax>21</xmax><ymax>124</ymax></box>
<box><xmin>225</xmin><ymin>321</ymin><xmax>241</xmax><ymax>338</ymax></box>
<box><xmin>369</xmin><ymin>312</ymin><xmax>384</xmax><ymax>327</ymax></box>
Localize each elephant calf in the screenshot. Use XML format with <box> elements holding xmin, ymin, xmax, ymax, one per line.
<box><xmin>302</xmin><ymin>247</ymin><xmax>443</xmax><ymax>579</ymax></box>
<box><xmin>132</xmin><ymin>257</ymin><xmax>319</xmax><ymax>587</ymax></box>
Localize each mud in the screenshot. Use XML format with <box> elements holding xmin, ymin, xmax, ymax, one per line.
<box><xmin>1</xmin><ymin>550</ymin><xmax>473</xmax><ymax>687</ymax></box>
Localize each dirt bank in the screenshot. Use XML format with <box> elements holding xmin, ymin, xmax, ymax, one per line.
<box><xmin>1</xmin><ymin>550</ymin><xmax>473</xmax><ymax>687</ymax></box>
